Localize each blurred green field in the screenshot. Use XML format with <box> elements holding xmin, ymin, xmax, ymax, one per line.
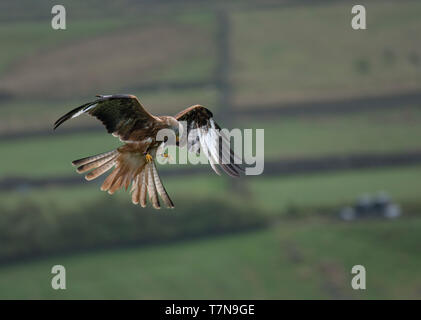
<box><xmin>1</xmin><ymin>0</ymin><xmax>421</xmax><ymax>300</ymax></box>
<box><xmin>0</xmin><ymin>19</ymin><xmax>132</xmax><ymax>73</ymax></box>
<box><xmin>232</xmin><ymin>1</ymin><xmax>421</xmax><ymax>105</ymax></box>
<box><xmin>245</xmin><ymin>105</ymin><xmax>421</xmax><ymax>159</ymax></box>
<box><xmin>1</xmin><ymin>1</ymin><xmax>420</xmax><ymax>103</ymax></box>
<box><xmin>251</xmin><ymin>164</ymin><xmax>421</xmax><ymax>212</ymax></box>
<box><xmin>0</xmin><ymin>175</ymin><xmax>227</xmax><ymax>212</ymax></box>
<box><xmin>1</xmin><ymin>216</ymin><xmax>420</xmax><ymax>299</ymax></box>
<box><xmin>2</xmin><ymin>165</ymin><xmax>421</xmax><ymax>215</ymax></box>
<box><xmin>3</xmin><ymin>105</ymin><xmax>421</xmax><ymax>178</ymax></box>
<box><xmin>0</xmin><ymin>14</ymin><xmax>216</xmax><ymax>99</ymax></box>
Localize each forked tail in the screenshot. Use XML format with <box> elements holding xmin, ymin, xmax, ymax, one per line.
<box><xmin>72</xmin><ymin>149</ymin><xmax>174</xmax><ymax>209</ymax></box>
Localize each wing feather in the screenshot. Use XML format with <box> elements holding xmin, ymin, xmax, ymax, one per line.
<box><xmin>175</xmin><ymin>105</ymin><xmax>244</xmax><ymax>177</ymax></box>
<box><xmin>198</xmin><ymin>126</ymin><xmax>221</xmax><ymax>175</ymax></box>
<box><xmin>54</xmin><ymin>94</ymin><xmax>160</xmax><ymax>141</ymax></box>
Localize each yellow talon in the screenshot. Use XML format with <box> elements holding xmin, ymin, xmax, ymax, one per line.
<box><xmin>145</xmin><ymin>153</ymin><xmax>153</xmax><ymax>163</ymax></box>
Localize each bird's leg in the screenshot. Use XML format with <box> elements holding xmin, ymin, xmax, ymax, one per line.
<box><xmin>143</xmin><ymin>147</ymin><xmax>153</xmax><ymax>163</ymax></box>
<box><xmin>145</xmin><ymin>152</ymin><xmax>153</xmax><ymax>163</ymax></box>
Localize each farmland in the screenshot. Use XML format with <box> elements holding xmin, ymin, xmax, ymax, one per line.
<box><xmin>0</xmin><ymin>0</ymin><xmax>420</xmax><ymax>299</ymax></box>
<box><xmin>1</xmin><ymin>216</ymin><xmax>421</xmax><ymax>299</ymax></box>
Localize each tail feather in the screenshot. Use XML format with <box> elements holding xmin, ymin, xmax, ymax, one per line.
<box><xmin>77</xmin><ymin>153</ymin><xmax>118</xmax><ymax>173</ymax></box>
<box><xmin>106</xmin><ymin>163</ymin><xmax>127</xmax><ymax>194</ymax></box>
<box><xmin>72</xmin><ymin>150</ymin><xmax>117</xmax><ymax>167</ymax></box>
<box><xmin>109</xmin><ymin>175</ymin><xmax>123</xmax><ymax>195</ymax></box>
<box><xmin>140</xmin><ymin>169</ymin><xmax>148</xmax><ymax>208</ymax></box>
<box><xmin>151</xmin><ymin>162</ymin><xmax>174</xmax><ymax>208</ymax></box>
<box><xmin>147</xmin><ymin>163</ymin><xmax>160</xmax><ymax>209</ymax></box>
<box><xmin>123</xmin><ymin>169</ymin><xmax>133</xmax><ymax>191</ymax></box>
<box><xmin>85</xmin><ymin>158</ymin><xmax>116</xmax><ymax>181</ymax></box>
<box><xmin>131</xmin><ymin>175</ymin><xmax>141</xmax><ymax>205</ymax></box>
<box><xmin>101</xmin><ymin>168</ymin><xmax>119</xmax><ymax>191</ymax></box>
<box><xmin>74</xmin><ymin>149</ymin><xmax>174</xmax><ymax>208</ymax></box>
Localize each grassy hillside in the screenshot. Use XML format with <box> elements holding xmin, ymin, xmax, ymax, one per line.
<box><xmin>0</xmin><ymin>17</ymin><xmax>216</xmax><ymax>99</ymax></box>
<box><xmin>244</xmin><ymin>104</ymin><xmax>421</xmax><ymax>159</ymax></box>
<box><xmin>251</xmin><ymin>164</ymin><xmax>421</xmax><ymax>212</ymax></box>
<box><xmin>2</xmin><ymin>165</ymin><xmax>421</xmax><ymax>215</ymax></box>
<box><xmin>231</xmin><ymin>1</ymin><xmax>421</xmax><ymax>105</ymax></box>
<box><xmin>0</xmin><ymin>0</ymin><xmax>420</xmax><ymax>300</ymax></box>
<box><xmin>0</xmin><ymin>19</ymin><xmax>132</xmax><ymax>74</ymax></box>
<box><xmin>2</xmin><ymin>105</ymin><xmax>421</xmax><ymax>179</ymax></box>
<box><xmin>2</xmin><ymin>1</ymin><xmax>420</xmax><ymax>104</ymax></box>
<box><xmin>0</xmin><ymin>216</ymin><xmax>420</xmax><ymax>299</ymax></box>
<box><xmin>0</xmin><ymin>175</ymin><xmax>227</xmax><ymax>212</ymax></box>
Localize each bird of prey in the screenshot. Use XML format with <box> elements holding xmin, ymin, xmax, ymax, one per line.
<box><xmin>54</xmin><ymin>94</ymin><xmax>244</xmax><ymax>209</ymax></box>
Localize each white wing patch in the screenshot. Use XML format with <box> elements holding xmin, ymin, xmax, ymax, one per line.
<box><xmin>71</xmin><ymin>103</ymin><xmax>97</xmax><ymax>119</ymax></box>
<box><xmin>183</xmin><ymin>118</ymin><xmax>244</xmax><ymax>177</ymax></box>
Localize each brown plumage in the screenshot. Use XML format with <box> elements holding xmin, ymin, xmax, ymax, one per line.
<box><xmin>54</xmin><ymin>94</ymin><xmax>244</xmax><ymax>209</ymax></box>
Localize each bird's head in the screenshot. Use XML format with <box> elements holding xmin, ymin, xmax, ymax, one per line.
<box><xmin>164</xmin><ymin>116</ymin><xmax>183</xmax><ymax>143</ymax></box>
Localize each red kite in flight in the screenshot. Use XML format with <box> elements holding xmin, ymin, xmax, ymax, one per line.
<box><xmin>54</xmin><ymin>94</ymin><xmax>243</xmax><ymax>209</ymax></box>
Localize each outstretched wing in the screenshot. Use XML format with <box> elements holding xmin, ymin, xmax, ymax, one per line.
<box><xmin>175</xmin><ymin>105</ymin><xmax>244</xmax><ymax>177</ymax></box>
<box><xmin>54</xmin><ymin>94</ymin><xmax>160</xmax><ymax>141</ymax></box>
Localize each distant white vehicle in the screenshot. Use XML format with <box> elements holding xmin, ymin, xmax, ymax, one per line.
<box><xmin>339</xmin><ymin>192</ymin><xmax>401</xmax><ymax>221</ymax></box>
